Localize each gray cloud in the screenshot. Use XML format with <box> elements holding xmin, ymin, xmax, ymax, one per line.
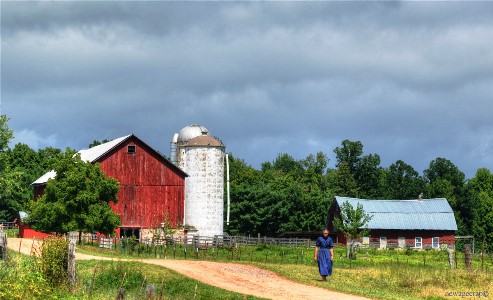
<box><xmin>2</xmin><ymin>1</ymin><xmax>492</xmax><ymax>178</ymax></box>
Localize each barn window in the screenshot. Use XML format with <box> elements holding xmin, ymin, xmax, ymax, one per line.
<box><xmin>127</xmin><ymin>145</ymin><xmax>136</xmax><ymax>153</ymax></box>
<box><xmin>432</xmin><ymin>237</ymin><xmax>440</xmax><ymax>249</ymax></box>
<box><xmin>362</xmin><ymin>236</ymin><xmax>369</xmax><ymax>245</ymax></box>
<box><xmin>415</xmin><ymin>237</ymin><xmax>422</xmax><ymax>249</ymax></box>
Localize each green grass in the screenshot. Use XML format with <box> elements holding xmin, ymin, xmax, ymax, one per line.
<box><xmin>1</xmin><ymin>229</ymin><xmax>19</xmax><ymax>238</ymax></box>
<box><xmin>0</xmin><ymin>251</ymin><xmax>264</xmax><ymax>299</ymax></box>
<box><xmin>77</xmin><ymin>260</ymin><xmax>264</xmax><ymax>300</ymax></box>
<box><xmin>254</xmin><ymin>260</ymin><xmax>493</xmax><ymax>300</ymax></box>
<box><xmin>77</xmin><ymin>242</ymin><xmax>493</xmax><ymax>299</ymax></box>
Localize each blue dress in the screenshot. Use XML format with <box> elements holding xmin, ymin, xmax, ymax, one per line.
<box><xmin>316</xmin><ymin>236</ymin><xmax>334</xmax><ymax>276</ymax></box>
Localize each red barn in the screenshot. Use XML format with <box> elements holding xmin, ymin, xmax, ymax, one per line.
<box><xmin>29</xmin><ymin>134</ymin><xmax>187</xmax><ymax>239</ymax></box>
<box><xmin>327</xmin><ymin>196</ymin><xmax>457</xmax><ymax>249</ymax></box>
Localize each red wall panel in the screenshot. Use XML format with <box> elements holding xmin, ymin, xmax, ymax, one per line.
<box><xmin>98</xmin><ymin>137</ymin><xmax>185</xmax><ymax>229</ymax></box>
<box><xmin>368</xmin><ymin>229</ymin><xmax>456</xmax><ymax>246</ymax></box>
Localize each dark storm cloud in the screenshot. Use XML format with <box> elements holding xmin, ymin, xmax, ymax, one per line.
<box><xmin>1</xmin><ymin>1</ymin><xmax>492</xmax><ymax>178</ymax></box>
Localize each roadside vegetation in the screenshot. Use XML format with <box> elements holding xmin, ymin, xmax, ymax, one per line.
<box><xmin>0</xmin><ymin>249</ymin><xmax>263</xmax><ymax>300</ymax></box>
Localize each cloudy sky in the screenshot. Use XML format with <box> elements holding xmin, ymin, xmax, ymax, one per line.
<box><xmin>1</xmin><ymin>1</ymin><xmax>492</xmax><ymax>178</ymax></box>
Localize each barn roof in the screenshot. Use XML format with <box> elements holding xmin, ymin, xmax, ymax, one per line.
<box><xmin>78</xmin><ymin>135</ymin><xmax>132</xmax><ymax>162</ymax></box>
<box><xmin>334</xmin><ymin>196</ymin><xmax>457</xmax><ymax>231</ymax></box>
<box><xmin>32</xmin><ymin>134</ymin><xmax>187</xmax><ymax>185</ymax></box>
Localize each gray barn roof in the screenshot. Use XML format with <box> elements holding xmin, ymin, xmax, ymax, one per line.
<box><xmin>335</xmin><ymin>196</ymin><xmax>458</xmax><ymax>231</ymax></box>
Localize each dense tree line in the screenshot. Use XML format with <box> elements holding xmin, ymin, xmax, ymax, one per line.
<box><xmin>225</xmin><ymin>139</ymin><xmax>493</xmax><ymax>250</ymax></box>
<box><xmin>1</xmin><ymin>115</ymin><xmax>492</xmax><ymax>249</ymax></box>
<box><xmin>0</xmin><ymin>115</ymin><xmax>62</xmax><ymax>221</ymax></box>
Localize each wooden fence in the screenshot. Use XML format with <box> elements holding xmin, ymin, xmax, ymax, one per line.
<box><xmin>0</xmin><ymin>222</ymin><xmax>16</xmax><ymax>230</ymax></box>
<box><xmin>85</xmin><ymin>234</ymin><xmax>314</xmax><ymax>249</ymax></box>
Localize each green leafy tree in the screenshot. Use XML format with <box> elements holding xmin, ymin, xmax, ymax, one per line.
<box><xmin>381</xmin><ymin>160</ymin><xmax>425</xmax><ymax>199</ymax></box>
<box><xmin>224</xmin><ymin>154</ymin><xmax>263</xmax><ymax>235</ymax></box>
<box><xmin>0</xmin><ymin>115</ymin><xmax>13</xmax><ymax>151</ymax></box>
<box><xmin>227</xmin><ymin>152</ymin><xmax>331</xmax><ymax>236</ymax></box>
<box><xmin>6</xmin><ymin>144</ymin><xmax>43</xmax><ymax>214</ymax></box>
<box><xmin>88</xmin><ymin>139</ymin><xmax>110</xmax><ymax>148</ymax></box>
<box><xmin>330</xmin><ymin>162</ymin><xmax>358</xmax><ymax>197</ymax></box>
<box><xmin>424</xmin><ymin>157</ymin><xmax>465</xmax><ymax>207</ymax></box>
<box><xmin>0</xmin><ymin>115</ymin><xmax>22</xmax><ymax>221</ymax></box>
<box><xmin>332</xmin><ymin>200</ymin><xmax>373</xmax><ymax>260</ymax></box>
<box><xmin>355</xmin><ymin>154</ymin><xmax>383</xmax><ymax>199</ymax></box>
<box><xmin>37</xmin><ymin>147</ymin><xmax>63</xmax><ymax>170</ymax></box>
<box><xmin>27</xmin><ymin>149</ymin><xmax>121</xmax><ymax>243</ymax></box>
<box><xmin>424</xmin><ymin>158</ymin><xmax>467</xmax><ymax>233</ymax></box>
<box><xmin>334</xmin><ymin>140</ymin><xmax>363</xmax><ymax>172</ymax></box>
<box><xmin>467</xmin><ymin>168</ymin><xmax>493</xmax><ymax>251</ymax></box>
<box><xmin>332</xmin><ymin>140</ymin><xmax>383</xmax><ymax>198</ymax></box>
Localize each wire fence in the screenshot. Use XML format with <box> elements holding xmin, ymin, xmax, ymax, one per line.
<box><xmin>75</xmin><ymin>233</ymin><xmax>314</xmax><ymax>249</ymax></box>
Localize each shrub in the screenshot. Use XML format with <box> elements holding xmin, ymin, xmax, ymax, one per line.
<box><xmin>41</xmin><ymin>236</ymin><xmax>69</xmax><ymax>286</ymax></box>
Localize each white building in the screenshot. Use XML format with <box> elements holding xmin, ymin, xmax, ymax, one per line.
<box><xmin>171</xmin><ymin>125</ymin><xmax>225</xmax><ymax>237</ymax></box>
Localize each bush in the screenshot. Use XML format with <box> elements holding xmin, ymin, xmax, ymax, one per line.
<box><xmin>41</xmin><ymin>236</ymin><xmax>69</xmax><ymax>286</ymax></box>
<box><xmin>0</xmin><ymin>253</ymin><xmax>54</xmax><ymax>299</ymax></box>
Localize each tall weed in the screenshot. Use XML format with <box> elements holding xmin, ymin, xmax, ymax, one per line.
<box><xmin>41</xmin><ymin>236</ymin><xmax>69</xmax><ymax>286</ymax></box>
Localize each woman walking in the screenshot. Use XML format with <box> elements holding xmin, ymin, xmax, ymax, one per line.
<box><xmin>314</xmin><ymin>228</ymin><xmax>334</xmax><ymax>281</ymax></box>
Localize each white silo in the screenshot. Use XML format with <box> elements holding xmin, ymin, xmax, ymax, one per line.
<box><xmin>172</xmin><ymin>125</ymin><xmax>225</xmax><ymax>237</ymax></box>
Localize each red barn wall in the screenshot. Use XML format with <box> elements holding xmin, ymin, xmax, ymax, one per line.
<box><xmin>368</xmin><ymin>229</ymin><xmax>455</xmax><ymax>247</ymax></box>
<box><xmin>19</xmin><ymin>224</ymin><xmax>52</xmax><ymax>239</ymax></box>
<box><xmin>97</xmin><ymin>137</ymin><xmax>185</xmax><ymax>229</ymax></box>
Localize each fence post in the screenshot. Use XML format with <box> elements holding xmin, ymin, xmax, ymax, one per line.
<box><xmin>481</xmin><ymin>239</ymin><xmax>485</xmax><ymax>271</ymax></box>
<box><xmin>0</xmin><ymin>232</ymin><xmax>7</xmax><ymax>260</ymax></box>
<box><xmin>447</xmin><ymin>247</ymin><xmax>455</xmax><ymax>269</ymax></box>
<box><xmin>68</xmin><ymin>239</ymin><xmax>76</xmax><ymax>291</ymax></box>
<box><xmin>465</xmin><ymin>244</ymin><xmax>472</xmax><ymax>270</ymax></box>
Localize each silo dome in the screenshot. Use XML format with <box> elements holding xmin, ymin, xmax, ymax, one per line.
<box><xmin>177</xmin><ymin>124</ymin><xmax>209</xmax><ymax>143</ymax></box>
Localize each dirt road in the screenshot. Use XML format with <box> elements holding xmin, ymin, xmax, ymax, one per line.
<box><xmin>7</xmin><ymin>238</ymin><xmax>370</xmax><ymax>300</ymax></box>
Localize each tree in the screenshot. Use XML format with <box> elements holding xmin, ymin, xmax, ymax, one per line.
<box><xmin>88</xmin><ymin>139</ymin><xmax>110</xmax><ymax>148</ymax></box>
<box><xmin>0</xmin><ymin>115</ymin><xmax>13</xmax><ymax>152</ymax></box>
<box><xmin>226</xmin><ymin>152</ymin><xmax>331</xmax><ymax>236</ymax></box>
<box><xmin>27</xmin><ymin>149</ymin><xmax>121</xmax><ymax>243</ymax></box>
<box><xmin>355</xmin><ymin>154</ymin><xmax>382</xmax><ymax>199</ymax></box>
<box><xmin>424</xmin><ymin>157</ymin><xmax>465</xmax><ymax>207</ymax></box>
<box><xmin>330</xmin><ymin>162</ymin><xmax>358</xmax><ymax>197</ymax></box>
<box><xmin>332</xmin><ymin>140</ymin><xmax>383</xmax><ymax>198</ymax></box>
<box><xmin>424</xmin><ymin>157</ymin><xmax>467</xmax><ymax>233</ymax></box>
<box><xmin>6</xmin><ymin>144</ymin><xmax>43</xmax><ymax>214</ymax></box>
<box><xmin>381</xmin><ymin>160</ymin><xmax>425</xmax><ymax>200</ymax></box>
<box><xmin>332</xmin><ymin>200</ymin><xmax>373</xmax><ymax>260</ymax></box>
<box><xmin>467</xmin><ymin>168</ymin><xmax>493</xmax><ymax>251</ymax></box>
<box><xmin>0</xmin><ymin>115</ymin><xmax>22</xmax><ymax>222</ymax></box>
<box><xmin>334</xmin><ymin>140</ymin><xmax>363</xmax><ymax>172</ymax></box>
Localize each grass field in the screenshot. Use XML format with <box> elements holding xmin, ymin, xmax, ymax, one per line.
<box><xmin>2</xmin><ymin>239</ymin><xmax>492</xmax><ymax>299</ymax></box>
<box><xmin>77</xmin><ymin>241</ymin><xmax>493</xmax><ymax>299</ymax></box>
